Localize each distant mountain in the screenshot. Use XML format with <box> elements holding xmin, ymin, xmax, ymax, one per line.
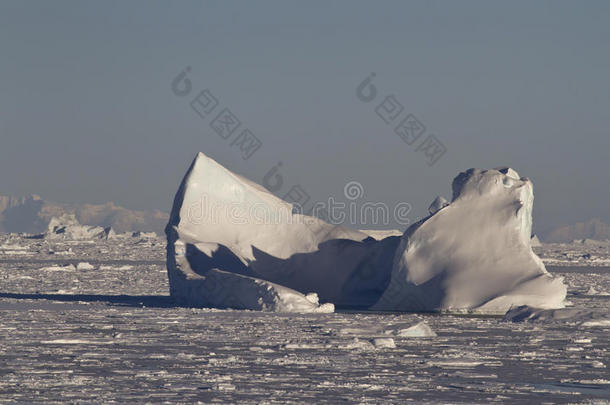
<box><xmin>544</xmin><ymin>218</ymin><xmax>610</xmax><ymax>243</ymax></box>
<box><xmin>0</xmin><ymin>194</ymin><xmax>168</xmax><ymax>235</ymax></box>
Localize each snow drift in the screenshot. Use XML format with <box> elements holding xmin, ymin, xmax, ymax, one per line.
<box><xmin>166</xmin><ymin>153</ymin><xmax>566</xmax><ymax>313</ymax></box>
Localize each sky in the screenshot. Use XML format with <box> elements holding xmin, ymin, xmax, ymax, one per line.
<box><xmin>0</xmin><ymin>0</ymin><xmax>608</xmax><ymax>235</ymax></box>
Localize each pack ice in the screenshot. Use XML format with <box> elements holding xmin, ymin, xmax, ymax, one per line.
<box><xmin>165</xmin><ymin>153</ymin><xmax>566</xmax><ymax>313</ymax></box>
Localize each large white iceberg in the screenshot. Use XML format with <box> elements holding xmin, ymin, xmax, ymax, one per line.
<box><xmin>373</xmin><ymin>168</ymin><xmax>566</xmax><ymax>312</ymax></box>
<box><xmin>165</xmin><ymin>153</ymin><xmax>566</xmax><ymax>313</ymax></box>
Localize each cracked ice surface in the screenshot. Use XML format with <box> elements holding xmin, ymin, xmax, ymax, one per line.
<box><xmin>0</xmin><ymin>234</ymin><xmax>608</xmax><ymax>403</ymax></box>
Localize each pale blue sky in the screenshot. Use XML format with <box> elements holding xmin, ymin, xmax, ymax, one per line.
<box><xmin>1</xmin><ymin>0</ymin><xmax>608</xmax><ymax>235</ymax></box>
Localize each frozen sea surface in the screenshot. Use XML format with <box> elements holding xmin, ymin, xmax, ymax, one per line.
<box><xmin>0</xmin><ymin>235</ymin><xmax>608</xmax><ymax>404</ymax></box>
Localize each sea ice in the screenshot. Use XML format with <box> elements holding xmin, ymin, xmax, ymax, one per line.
<box><xmin>371</xmin><ymin>337</ymin><xmax>396</xmax><ymax>348</ymax></box>
<box><xmin>76</xmin><ymin>262</ymin><xmax>95</xmax><ymax>271</ymax></box>
<box><xmin>503</xmin><ymin>305</ymin><xmax>610</xmax><ymax>326</ymax></box>
<box><xmin>395</xmin><ymin>321</ymin><xmax>437</xmax><ymax>338</ymax></box>
<box><xmin>132</xmin><ymin>231</ymin><xmax>157</xmax><ymax>238</ymax></box>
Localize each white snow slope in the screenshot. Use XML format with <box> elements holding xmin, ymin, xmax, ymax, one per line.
<box><xmin>374</xmin><ymin>168</ymin><xmax>566</xmax><ymax>313</ymax></box>
<box><xmin>166</xmin><ymin>153</ymin><xmax>566</xmax><ymax>313</ymax></box>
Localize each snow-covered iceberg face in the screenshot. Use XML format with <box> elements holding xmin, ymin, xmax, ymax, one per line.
<box><xmin>451</xmin><ymin>167</ymin><xmax>534</xmax><ymax>242</ymax></box>
<box><xmin>166</xmin><ymin>153</ymin><xmax>566</xmax><ymax>313</ymax></box>
<box><xmin>373</xmin><ymin>168</ymin><xmax>566</xmax><ymax>313</ymax></box>
<box><xmin>165</xmin><ymin>153</ymin><xmax>370</xmax><ymax>313</ymax></box>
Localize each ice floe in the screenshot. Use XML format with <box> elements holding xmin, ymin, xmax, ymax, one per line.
<box><xmin>503</xmin><ymin>305</ymin><xmax>610</xmax><ymax>327</ymax></box>
<box><xmin>395</xmin><ymin>321</ymin><xmax>437</xmax><ymax>338</ymax></box>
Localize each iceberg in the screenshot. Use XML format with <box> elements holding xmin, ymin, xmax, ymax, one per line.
<box><xmin>165</xmin><ymin>153</ymin><xmax>566</xmax><ymax>313</ymax></box>
<box><xmin>373</xmin><ymin>168</ymin><xmax>566</xmax><ymax>313</ymax></box>
<box><xmin>45</xmin><ymin>214</ymin><xmax>112</xmax><ymax>240</ymax></box>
